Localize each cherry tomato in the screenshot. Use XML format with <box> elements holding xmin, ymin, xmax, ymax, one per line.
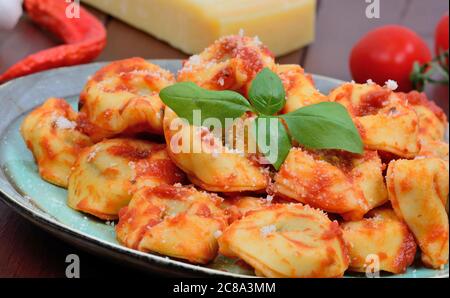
<box><xmin>350</xmin><ymin>25</ymin><xmax>431</xmax><ymax>92</ymax></box>
<box><xmin>435</xmin><ymin>13</ymin><xmax>449</xmax><ymax>66</ymax></box>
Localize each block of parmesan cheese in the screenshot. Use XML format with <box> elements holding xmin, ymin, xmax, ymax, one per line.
<box><xmin>81</xmin><ymin>0</ymin><xmax>316</xmax><ymax>56</ymax></box>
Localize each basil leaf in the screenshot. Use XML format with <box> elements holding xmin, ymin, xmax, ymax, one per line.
<box><xmin>160</xmin><ymin>82</ymin><xmax>252</xmax><ymax>126</ymax></box>
<box><xmin>280</xmin><ymin>102</ymin><xmax>363</xmax><ymax>154</ymax></box>
<box><xmin>252</xmin><ymin>116</ymin><xmax>292</xmax><ymax>170</ymax></box>
<box><xmin>249</xmin><ymin>68</ymin><xmax>286</xmax><ymax>115</ymax></box>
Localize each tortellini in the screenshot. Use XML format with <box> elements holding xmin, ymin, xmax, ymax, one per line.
<box><xmin>387</xmin><ymin>158</ymin><xmax>449</xmax><ymax>269</ymax></box>
<box><xmin>401</xmin><ymin>91</ymin><xmax>447</xmax><ymax>144</ymax></box>
<box><xmin>177</xmin><ymin>34</ymin><xmax>275</xmax><ymax>95</ymax></box>
<box><xmin>273</xmin><ymin>148</ymin><xmax>387</xmax><ymax>220</ymax></box>
<box><xmin>116</xmin><ymin>184</ymin><xmax>228</xmax><ymax>264</ymax></box>
<box><xmin>67</xmin><ymin>139</ymin><xmax>185</xmax><ymax>220</ymax></box>
<box><xmin>21</xmin><ymin>98</ymin><xmax>92</xmax><ymax>188</ymax></box>
<box><xmin>19</xmin><ymin>33</ymin><xmax>450</xmax><ymax>276</ymax></box>
<box><xmin>221</xmin><ymin>196</ymin><xmax>270</xmax><ymax>223</ymax></box>
<box><xmin>78</xmin><ymin>58</ymin><xmax>175</xmax><ymax>141</ymax></box>
<box><xmin>218</xmin><ymin>204</ymin><xmax>349</xmax><ymax>278</ymax></box>
<box><xmin>417</xmin><ymin>140</ymin><xmax>449</xmax><ymax>163</ymax></box>
<box><xmin>277</xmin><ymin>64</ymin><xmax>327</xmax><ymax>113</ymax></box>
<box><xmin>351</xmin><ymin>150</ymin><xmax>389</xmax><ymax>210</ymax></box>
<box><xmin>341</xmin><ymin>208</ymin><xmax>417</xmax><ymax>274</ymax></box>
<box><xmin>329</xmin><ymin>83</ymin><xmax>420</xmax><ymax>158</ymax></box>
<box><xmin>163</xmin><ymin>107</ymin><xmax>269</xmax><ymax>192</ymax></box>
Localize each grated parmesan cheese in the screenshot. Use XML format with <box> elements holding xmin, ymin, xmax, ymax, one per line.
<box><xmin>385</xmin><ymin>79</ymin><xmax>398</xmax><ymax>91</ymax></box>
<box><xmin>253</xmin><ymin>35</ymin><xmax>262</xmax><ymax>46</ymax></box>
<box><xmin>387</xmin><ymin>107</ymin><xmax>400</xmax><ymax>117</ymax></box>
<box><xmin>260</xmin><ymin>225</ymin><xmax>276</xmax><ymax>237</ymax></box>
<box><xmin>54</xmin><ymin>116</ymin><xmax>76</xmax><ymax>130</ymax></box>
<box><xmin>87</xmin><ymin>147</ymin><xmax>100</xmax><ymax>162</ymax></box>
<box><xmin>189</xmin><ymin>54</ymin><xmax>201</xmax><ymax>65</ymax></box>
<box><xmin>213</xmin><ymin>230</ymin><xmax>223</xmax><ymax>239</ymax></box>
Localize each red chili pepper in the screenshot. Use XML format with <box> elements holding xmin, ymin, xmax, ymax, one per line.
<box><xmin>0</xmin><ymin>0</ymin><xmax>106</xmax><ymax>83</ymax></box>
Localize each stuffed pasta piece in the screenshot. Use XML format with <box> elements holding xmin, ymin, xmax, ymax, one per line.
<box><xmin>277</xmin><ymin>64</ymin><xmax>327</xmax><ymax>114</ymax></box>
<box><xmin>273</xmin><ymin>148</ymin><xmax>387</xmax><ymax>220</ymax></box>
<box><xmin>67</xmin><ymin>139</ymin><xmax>185</xmax><ymax>220</ymax></box>
<box><xmin>177</xmin><ymin>34</ymin><xmax>275</xmax><ymax>96</ymax></box>
<box><xmin>341</xmin><ymin>208</ymin><xmax>417</xmax><ymax>274</ymax></box>
<box><xmin>221</xmin><ymin>196</ymin><xmax>270</xmax><ymax>224</ymax></box>
<box><xmin>77</xmin><ymin>58</ymin><xmax>175</xmax><ymax>141</ymax></box>
<box><xmin>387</xmin><ymin>158</ymin><xmax>449</xmax><ymax>269</ymax></box>
<box><xmin>163</xmin><ymin>107</ymin><xmax>269</xmax><ymax>192</ymax></box>
<box><xmin>416</xmin><ymin>140</ymin><xmax>449</xmax><ymax>164</ymax></box>
<box><xmin>21</xmin><ymin>98</ymin><xmax>92</xmax><ymax>188</ymax></box>
<box><xmin>218</xmin><ymin>204</ymin><xmax>349</xmax><ymax>278</ymax></box>
<box><xmin>400</xmin><ymin>91</ymin><xmax>447</xmax><ymax>144</ymax></box>
<box><xmin>116</xmin><ymin>184</ymin><xmax>228</xmax><ymax>264</ymax></box>
<box><xmin>329</xmin><ymin>82</ymin><xmax>420</xmax><ymax>158</ymax></box>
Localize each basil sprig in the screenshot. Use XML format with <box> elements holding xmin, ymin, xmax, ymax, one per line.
<box><xmin>160</xmin><ymin>68</ymin><xmax>363</xmax><ymax>170</ymax></box>
<box><xmin>279</xmin><ymin>102</ymin><xmax>363</xmax><ymax>154</ymax></box>
<box><xmin>248</xmin><ymin>68</ymin><xmax>286</xmax><ymax>115</ymax></box>
<box><xmin>159</xmin><ymin>82</ymin><xmax>252</xmax><ymax>126</ymax></box>
<box><xmin>252</xmin><ymin>115</ymin><xmax>292</xmax><ymax>170</ymax></box>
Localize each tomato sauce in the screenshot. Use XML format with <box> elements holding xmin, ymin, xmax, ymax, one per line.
<box><xmin>195</xmin><ymin>203</ymin><xmax>212</xmax><ymax>217</ymax></box>
<box><xmin>40</xmin><ymin>138</ymin><xmax>56</xmax><ymax>160</ymax></box>
<box><xmin>404</xmin><ymin>91</ymin><xmax>447</xmax><ymax>121</ymax></box>
<box><xmin>393</xmin><ymin>230</ymin><xmax>417</xmax><ymax>272</ymax></box>
<box><xmin>321</xmin><ymin>221</ymin><xmax>343</xmax><ymax>240</ymax></box>
<box><xmin>107</xmin><ymin>143</ymin><xmax>152</xmax><ymax>160</ymax></box>
<box><xmin>211</xmin><ymin>67</ymin><xmax>236</xmax><ymax>90</ymax></box>
<box><xmin>136</xmin><ymin>159</ymin><xmax>185</xmax><ymax>183</ymax></box>
<box><xmin>356</xmin><ymin>89</ymin><xmax>390</xmax><ymax>116</ymax></box>
<box><xmin>147</xmin><ymin>184</ymin><xmax>189</xmax><ymax>200</ymax></box>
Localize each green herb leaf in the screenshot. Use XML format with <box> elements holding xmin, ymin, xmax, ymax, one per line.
<box><xmin>252</xmin><ymin>116</ymin><xmax>292</xmax><ymax>170</ymax></box>
<box><xmin>249</xmin><ymin>68</ymin><xmax>286</xmax><ymax>115</ymax></box>
<box><xmin>160</xmin><ymin>82</ymin><xmax>252</xmax><ymax>125</ymax></box>
<box><xmin>280</xmin><ymin>102</ymin><xmax>363</xmax><ymax>154</ymax></box>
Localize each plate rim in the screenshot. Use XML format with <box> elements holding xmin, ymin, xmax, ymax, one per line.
<box><xmin>0</xmin><ymin>60</ymin><xmax>448</xmax><ymax>278</ymax></box>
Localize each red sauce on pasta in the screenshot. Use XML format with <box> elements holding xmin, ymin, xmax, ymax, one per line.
<box><xmin>356</xmin><ymin>89</ymin><xmax>390</xmax><ymax>116</ymax></box>
<box><xmin>108</xmin><ymin>143</ymin><xmax>161</xmax><ymax>160</ymax></box>
<box><xmin>403</xmin><ymin>91</ymin><xmax>446</xmax><ymax>121</ymax></box>
<box><xmin>148</xmin><ymin>184</ymin><xmax>189</xmax><ymax>200</ymax></box>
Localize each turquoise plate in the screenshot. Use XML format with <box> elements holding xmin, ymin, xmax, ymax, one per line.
<box><xmin>0</xmin><ymin>60</ymin><xmax>448</xmax><ymax>278</ymax></box>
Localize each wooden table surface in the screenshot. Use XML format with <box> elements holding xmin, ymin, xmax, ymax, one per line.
<box><xmin>0</xmin><ymin>0</ymin><xmax>448</xmax><ymax>277</ymax></box>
